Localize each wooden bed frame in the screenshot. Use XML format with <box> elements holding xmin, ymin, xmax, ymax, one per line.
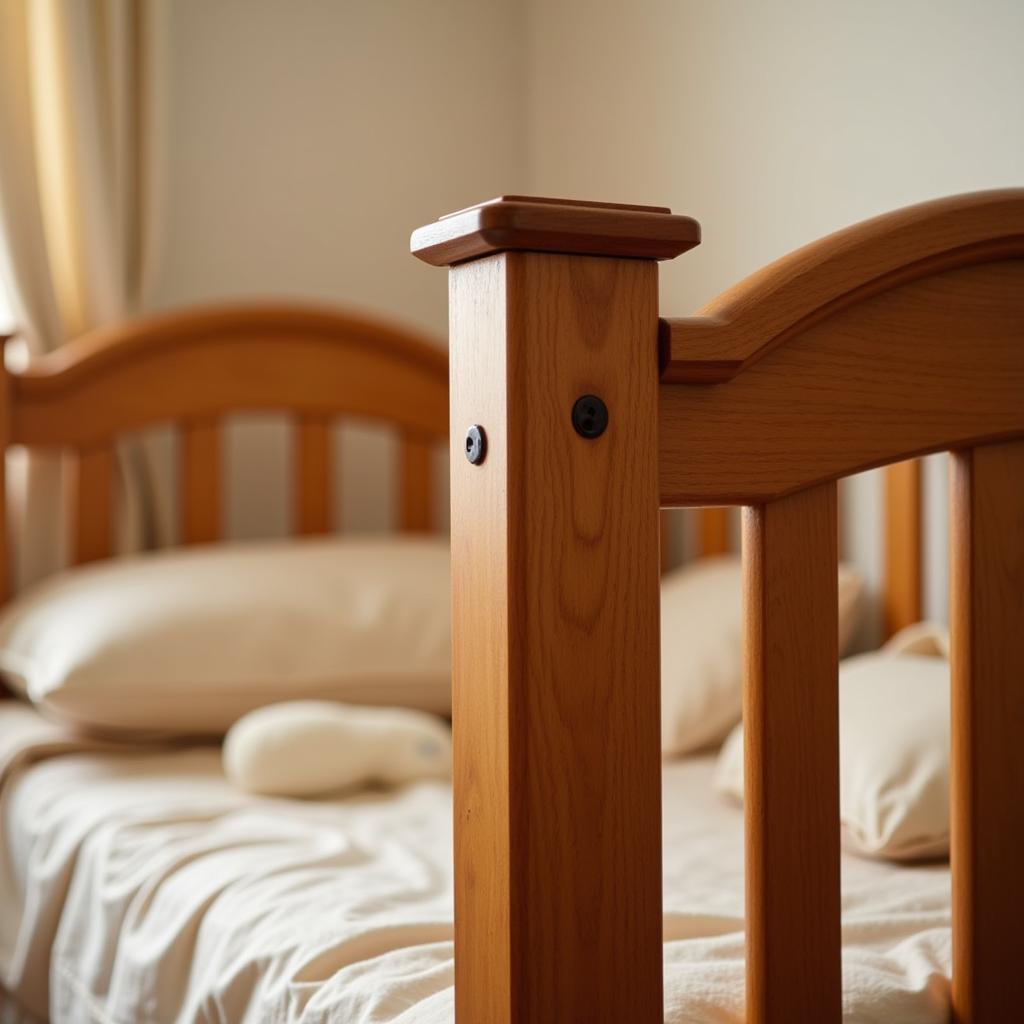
<box><xmin>0</xmin><ymin>304</ymin><xmax>451</xmax><ymax>595</ymax></box>
<box><xmin>412</xmin><ymin>190</ymin><xmax>1024</xmax><ymax>1024</ymax></box>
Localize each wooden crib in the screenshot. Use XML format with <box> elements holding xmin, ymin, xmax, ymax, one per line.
<box><xmin>0</xmin><ymin>304</ymin><xmax>451</xmax><ymax>592</ymax></box>
<box><xmin>412</xmin><ymin>191</ymin><xmax>1024</xmax><ymax>1024</ymax></box>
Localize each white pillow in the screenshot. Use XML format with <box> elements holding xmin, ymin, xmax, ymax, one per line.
<box><xmin>714</xmin><ymin>642</ymin><xmax>950</xmax><ymax>861</ymax></box>
<box><xmin>660</xmin><ymin>556</ymin><xmax>865</xmax><ymax>755</ymax></box>
<box><xmin>0</xmin><ymin>537</ymin><xmax>451</xmax><ymax>737</ymax></box>
<box><xmin>224</xmin><ymin>700</ymin><xmax>452</xmax><ymax>797</ymax></box>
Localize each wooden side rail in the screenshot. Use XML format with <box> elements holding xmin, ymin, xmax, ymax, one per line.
<box><xmin>416</xmin><ymin>190</ymin><xmax>1024</xmax><ymax>1024</ymax></box>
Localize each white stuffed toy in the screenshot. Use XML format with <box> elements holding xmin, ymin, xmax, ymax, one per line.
<box><xmin>224</xmin><ymin>701</ymin><xmax>452</xmax><ymax>797</ymax></box>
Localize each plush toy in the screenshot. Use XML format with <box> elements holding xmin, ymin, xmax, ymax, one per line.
<box><xmin>224</xmin><ymin>700</ymin><xmax>452</xmax><ymax>797</ymax></box>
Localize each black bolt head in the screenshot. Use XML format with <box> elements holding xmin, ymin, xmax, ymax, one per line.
<box><xmin>571</xmin><ymin>394</ymin><xmax>609</xmax><ymax>439</ymax></box>
<box><xmin>465</xmin><ymin>424</ymin><xmax>487</xmax><ymax>465</ymax></box>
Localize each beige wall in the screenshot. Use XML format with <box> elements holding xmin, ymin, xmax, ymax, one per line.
<box><xmin>146</xmin><ymin>0</ymin><xmax>1024</xmax><ymax>635</ymax></box>
<box><xmin>151</xmin><ymin>0</ymin><xmax>526</xmax><ymax>329</ymax></box>
<box><xmin>523</xmin><ymin>0</ymin><xmax>1024</xmax><ymax>637</ymax></box>
<box><xmin>146</xmin><ymin>0</ymin><xmax>525</xmax><ymax>539</ymax></box>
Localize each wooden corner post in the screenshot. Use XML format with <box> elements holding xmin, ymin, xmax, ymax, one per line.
<box><xmin>413</xmin><ymin>197</ymin><xmax>699</xmax><ymax>1023</ymax></box>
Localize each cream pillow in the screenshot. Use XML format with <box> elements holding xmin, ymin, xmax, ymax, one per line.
<box><xmin>0</xmin><ymin>537</ymin><xmax>451</xmax><ymax>737</ymax></box>
<box><xmin>224</xmin><ymin>700</ymin><xmax>452</xmax><ymax>797</ymax></box>
<box><xmin>660</xmin><ymin>556</ymin><xmax>865</xmax><ymax>755</ymax></box>
<box><xmin>714</xmin><ymin>639</ymin><xmax>950</xmax><ymax>861</ymax></box>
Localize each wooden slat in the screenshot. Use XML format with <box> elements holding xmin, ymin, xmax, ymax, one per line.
<box><xmin>883</xmin><ymin>459</ymin><xmax>923</xmax><ymax>638</ymax></box>
<box><xmin>295</xmin><ymin>416</ymin><xmax>332</xmax><ymax>535</ymax></box>
<box><xmin>70</xmin><ymin>445</ymin><xmax>115</xmax><ymax>564</ymax></box>
<box><xmin>697</xmin><ymin>506</ymin><xmax>730</xmax><ymax>557</ymax></box>
<box><xmin>448</xmin><ymin>251</ymin><xmax>663</xmax><ymax>1024</ymax></box>
<box><xmin>949</xmin><ymin>440</ymin><xmax>1024</xmax><ymax>1023</ymax></box>
<box><xmin>743</xmin><ymin>481</ymin><xmax>841</xmax><ymax>1023</ymax></box>
<box><xmin>400</xmin><ymin>434</ymin><xmax>432</xmax><ymax>533</ymax></box>
<box><xmin>180</xmin><ymin>419</ymin><xmax>220</xmax><ymax>544</ymax></box>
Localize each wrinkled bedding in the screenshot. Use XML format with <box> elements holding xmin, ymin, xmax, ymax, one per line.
<box><xmin>0</xmin><ymin>705</ymin><xmax>951</xmax><ymax>1023</ymax></box>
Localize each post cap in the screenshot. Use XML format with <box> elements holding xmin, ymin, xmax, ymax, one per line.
<box><xmin>411</xmin><ymin>195</ymin><xmax>700</xmax><ymax>267</ymax></box>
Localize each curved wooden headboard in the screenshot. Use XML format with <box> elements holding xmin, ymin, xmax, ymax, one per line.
<box><xmin>0</xmin><ymin>303</ymin><xmax>448</xmax><ymax>590</ymax></box>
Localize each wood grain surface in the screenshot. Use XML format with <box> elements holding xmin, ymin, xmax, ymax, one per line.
<box><xmin>413</xmin><ymin>194</ymin><xmax>700</xmax><ymax>266</ymax></box>
<box><xmin>743</xmin><ymin>482</ymin><xmax>841</xmax><ymax>1023</ymax></box>
<box><xmin>448</xmin><ymin>251</ymin><xmax>663</xmax><ymax>1023</ymax></box>
<box><xmin>660</xmin><ymin>261</ymin><xmax>1024</xmax><ymax>506</ymax></box>
<box><xmin>661</xmin><ymin>189</ymin><xmax>1024</xmax><ymax>383</ymax></box>
<box><xmin>12</xmin><ymin>305</ymin><xmax>448</xmax><ymax>448</ymax></box>
<box><xmin>950</xmin><ymin>440</ymin><xmax>1024</xmax><ymax>1023</ymax></box>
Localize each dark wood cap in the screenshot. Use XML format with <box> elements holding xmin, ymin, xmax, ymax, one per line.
<box><xmin>411</xmin><ymin>195</ymin><xmax>700</xmax><ymax>266</ymax></box>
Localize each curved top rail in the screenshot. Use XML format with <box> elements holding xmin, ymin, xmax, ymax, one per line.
<box><xmin>14</xmin><ymin>303</ymin><xmax>447</xmax><ymax>389</ymax></box>
<box><xmin>8</xmin><ymin>303</ymin><xmax>449</xmax><ymax>447</ymax></box>
<box><xmin>661</xmin><ymin>189</ymin><xmax>1024</xmax><ymax>383</ymax></box>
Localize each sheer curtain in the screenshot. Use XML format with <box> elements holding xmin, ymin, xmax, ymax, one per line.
<box><xmin>0</xmin><ymin>0</ymin><xmax>164</xmax><ymax>590</ymax></box>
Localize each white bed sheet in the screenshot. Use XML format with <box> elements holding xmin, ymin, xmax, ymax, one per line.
<box><xmin>0</xmin><ymin>731</ymin><xmax>951</xmax><ymax>1023</ymax></box>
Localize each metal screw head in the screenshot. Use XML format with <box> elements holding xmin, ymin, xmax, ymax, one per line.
<box><xmin>571</xmin><ymin>394</ymin><xmax>609</xmax><ymax>439</ymax></box>
<box><xmin>465</xmin><ymin>424</ymin><xmax>487</xmax><ymax>465</ymax></box>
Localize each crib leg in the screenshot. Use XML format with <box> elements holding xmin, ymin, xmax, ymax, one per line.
<box><xmin>447</xmin><ymin>251</ymin><xmax>664</xmax><ymax>1023</ymax></box>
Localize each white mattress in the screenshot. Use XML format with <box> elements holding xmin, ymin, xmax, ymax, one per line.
<box><xmin>0</xmin><ymin>736</ymin><xmax>951</xmax><ymax>1023</ymax></box>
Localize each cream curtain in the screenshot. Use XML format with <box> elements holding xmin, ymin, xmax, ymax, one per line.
<box><xmin>0</xmin><ymin>0</ymin><xmax>163</xmax><ymax>590</ymax></box>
